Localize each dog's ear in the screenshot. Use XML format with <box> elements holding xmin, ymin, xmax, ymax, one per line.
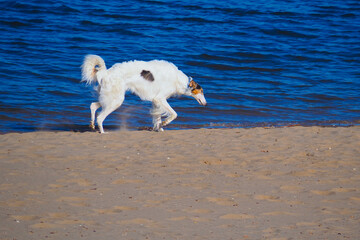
<box><xmin>189</xmin><ymin>79</ymin><xmax>196</xmax><ymax>89</ymax></box>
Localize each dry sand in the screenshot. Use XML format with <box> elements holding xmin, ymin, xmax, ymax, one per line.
<box><xmin>0</xmin><ymin>126</ymin><xmax>359</xmax><ymax>240</ymax></box>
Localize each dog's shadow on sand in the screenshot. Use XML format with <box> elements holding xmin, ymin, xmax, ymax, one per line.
<box><xmin>39</xmin><ymin>124</ymin><xmax>153</xmax><ymax>133</ymax></box>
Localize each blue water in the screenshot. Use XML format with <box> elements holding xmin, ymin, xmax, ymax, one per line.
<box><xmin>1</xmin><ymin>0</ymin><xmax>359</xmax><ymax>132</ymax></box>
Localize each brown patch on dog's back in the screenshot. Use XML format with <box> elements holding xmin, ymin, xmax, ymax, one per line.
<box><xmin>141</xmin><ymin>70</ymin><xmax>154</xmax><ymax>82</ymax></box>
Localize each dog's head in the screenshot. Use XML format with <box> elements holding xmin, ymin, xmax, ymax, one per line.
<box><xmin>189</xmin><ymin>77</ymin><xmax>207</xmax><ymax>106</ymax></box>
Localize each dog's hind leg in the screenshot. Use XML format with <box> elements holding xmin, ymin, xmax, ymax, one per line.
<box><xmin>97</xmin><ymin>97</ymin><xmax>124</xmax><ymax>133</ymax></box>
<box><xmin>90</xmin><ymin>102</ymin><xmax>101</xmax><ymax>130</ymax></box>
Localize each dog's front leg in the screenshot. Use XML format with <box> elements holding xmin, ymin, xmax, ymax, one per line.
<box><xmin>153</xmin><ymin>118</ymin><xmax>164</xmax><ymax>132</ymax></box>
<box><xmin>151</xmin><ymin>100</ymin><xmax>164</xmax><ymax>132</ymax></box>
<box><xmin>157</xmin><ymin>99</ymin><xmax>177</xmax><ymax>127</ymax></box>
<box><xmin>162</xmin><ymin>114</ymin><xmax>177</xmax><ymax>127</ymax></box>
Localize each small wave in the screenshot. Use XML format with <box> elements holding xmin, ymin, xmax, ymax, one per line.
<box><xmin>175</xmin><ymin>16</ymin><xmax>224</xmax><ymax>24</ymax></box>
<box><xmin>235</xmin><ymin>51</ymin><xmax>269</xmax><ymax>59</ymax></box>
<box><xmin>286</xmin><ymin>54</ymin><xmax>331</xmax><ymax>63</ymax></box>
<box><xmin>1</xmin><ymin>2</ymin><xmax>38</xmax><ymax>13</ymax></box>
<box><xmin>29</xmin><ymin>18</ymin><xmax>45</xmax><ymax>24</ymax></box>
<box><xmin>222</xmin><ymin>8</ymin><xmax>263</xmax><ymax>17</ymax></box>
<box><xmin>105</xmin><ymin>28</ymin><xmax>145</xmax><ymax>37</ymax></box>
<box><xmin>52</xmin><ymin>4</ymin><xmax>80</xmax><ymax>14</ymax></box>
<box><xmin>103</xmin><ymin>13</ymin><xmax>137</xmax><ymax>20</ymax></box>
<box><xmin>262</xmin><ymin>28</ymin><xmax>317</xmax><ymax>39</ymax></box>
<box><xmin>271</xmin><ymin>11</ymin><xmax>297</xmax><ymax>16</ymax></box>
<box><xmin>67</xmin><ymin>36</ymin><xmax>89</xmax><ymax>42</ymax></box>
<box><xmin>211</xmin><ymin>64</ymin><xmax>283</xmax><ymax>73</ymax></box>
<box><xmin>10</xmin><ymin>40</ymin><xmax>29</xmax><ymax>46</ymax></box>
<box><xmin>195</xmin><ymin>53</ymin><xmax>263</xmax><ymax>65</ymax></box>
<box><xmin>0</xmin><ymin>20</ymin><xmax>30</xmax><ymax>28</ymax></box>
<box><xmin>187</xmin><ymin>60</ymin><xmax>283</xmax><ymax>73</ymax></box>
<box><xmin>48</xmin><ymin>90</ymin><xmax>77</xmax><ymax>97</ymax></box>
<box><xmin>341</xmin><ymin>13</ymin><xmax>356</xmax><ymax>18</ymax></box>
<box><xmin>303</xmin><ymin>94</ymin><xmax>343</xmax><ymax>102</ymax></box>
<box><xmin>80</xmin><ymin>20</ymin><xmax>97</xmax><ymax>26</ymax></box>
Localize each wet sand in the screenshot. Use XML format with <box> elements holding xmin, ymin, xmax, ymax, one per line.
<box><xmin>0</xmin><ymin>127</ymin><xmax>359</xmax><ymax>239</ymax></box>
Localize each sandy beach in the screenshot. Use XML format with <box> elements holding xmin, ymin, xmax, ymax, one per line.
<box><xmin>0</xmin><ymin>126</ymin><xmax>359</xmax><ymax>239</ymax></box>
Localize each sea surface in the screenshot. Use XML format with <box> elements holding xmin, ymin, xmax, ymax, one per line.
<box><xmin>1</xmin><ymin>0</ymin><xmax>359</xmax><ymax>133</ymax></box>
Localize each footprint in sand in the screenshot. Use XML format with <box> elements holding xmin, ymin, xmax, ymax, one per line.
<box><xmin>118</xmin><ymin>218</ymin><xmax>159</xmax><ymax>228</ymax></box>
<box><xmin>262</xmin><ymin>211</ymin><xmax>296</xmax><ymax>216</ymax></box>
<box><xmin>280</xmin><ymin>185</ymin><xmax>304</xmax><ymax>193</ymax></box>
<box><xmin>220</xmin><ymin>213</ymin><xmax>254</xmax><ymax>220</ymax></box>
<box><xmin>93</xmin><ymin>206</ymin><xmax>137</xmax><ymax>214</ymax></box>
<box><xmin>11</xmin><ymin>215</ymin><xmax>41</xmax><ymax>221</ymax></box>
<box><xmin>111</xmin><ymin>179</ymin><xmax>144</xmax><ymax>184</ymax></box>
<box><xmin>185</xmin><ymin>208</ymin><xmax>213</xmax><ymax>214</ymax></box>
<box><xmin>0</xmin><ymin>183</ymin><xmax>13</xmax><ymax>190</ymax></box>
<box><xmin>201</xmin><ymin>157</ymin><xmax>235</xmax><ymax>165</ymax></box>
<box><xmin>310</xmin><ymin>190</ymin><xmax>336</xmax><ymax>196</ymax></box>
<box><xmin>56</xmin><ymin>178</ymin><xmax>93</xmax><ymax>187</ymax></box>
<box><xmin>331</xmin><ymin>187</ymin><xmax>357</xmax><ymax>193</ymax></box>
<box><xmin>2</xmin><ymin>200</ymin><xmax>26</xmax><ymax>207</ymax></box>
<box><xmin>56</xmin><ymin>196</ymin><xmax>88</xmax><ymax>207</ymax></box>
<box><xmin>30</xmin><ymin>222</ymin><xmax>61</xmax><ymax>229</ymax></box>
<box><xmin>30</xmin><ymin>212</ymin><xmax>94</xmax><ymax>229</ymax></box>
<box><xmin>350</xmin><ymin>196</ymin><xmax>360</xmax><ymax>202</ymax></box>
<box><xmin>254</xmin><ymin>195</ymin><xmax>281</xmax><ymax>202</ymax></box>
<box><xmin>288</xmin><ymin>169</ymin><xmax>318</xmax><ymax>177</ymax></box>
<box><xmin>168</xmin><ymin>216</ymin><xmax>187</xmax><ymax>221</ymax></box>
<box><xmin>206</xmin><ymin>197</ymin><xmax>236</xmax><ymax>206</ymax></box>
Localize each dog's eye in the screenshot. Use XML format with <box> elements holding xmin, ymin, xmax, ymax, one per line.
<box><xmin>196</xmin><ymin>84</ymin><xmax>202</xmax><ymax>90</ymax></box>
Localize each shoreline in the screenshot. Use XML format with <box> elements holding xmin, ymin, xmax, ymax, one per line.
<box><xmin>1</xmin><ymin>118</ymin><xmax>359</xmax><ymax>134</ymax></box>
<box><xmin>1</xmin><ymin>126</ymin><xmax>359</xmax><ymax>239</ymax></box>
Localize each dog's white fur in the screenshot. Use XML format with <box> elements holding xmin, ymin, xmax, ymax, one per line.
<box><xmin>81</xmin><ymin>55</ymin><xmax>206</xmax><ymax>133</ymax></box>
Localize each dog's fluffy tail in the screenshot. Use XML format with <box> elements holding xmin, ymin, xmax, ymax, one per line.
<box><xmin>81</xmin><ymin>55</ymin><xmax>107</xmax><ymax>85</ymax></box>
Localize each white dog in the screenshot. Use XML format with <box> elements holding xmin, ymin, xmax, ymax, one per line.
<box><xmin>81</xmin><ymin>55</ymin><xmax>207</xmax><ymax>133</ymax></box>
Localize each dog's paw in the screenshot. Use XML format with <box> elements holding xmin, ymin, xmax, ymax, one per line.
<box><xmin>89</xmin><ymin>121</ymin><xmax>95</xmax><ymax>130</ymax></box>
<box><xmin>153</xmin><ymin>122</ymin><xmax>164</xmax><ymax>132</ymax></box>
<box><xmin>152</xmin><ymin>126</ymin><xmax>164</xmax><ymax>132</ymax></box>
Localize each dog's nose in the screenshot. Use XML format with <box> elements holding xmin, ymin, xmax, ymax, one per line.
<box><xmin>201</xmin><ymin>99</ymin><xmax>207</xmax><ymax>106</ymax></box>
<box><xmin>199</xmin><ymin>99</ymin><xmax>207</xmax><ymax>106</ymax></box>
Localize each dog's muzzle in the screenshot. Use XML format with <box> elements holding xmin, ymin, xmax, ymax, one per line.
<box><xmin>194</xmin><ymin>93</ymin><xmax>207</xmax><ymax>106</ymax></box>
